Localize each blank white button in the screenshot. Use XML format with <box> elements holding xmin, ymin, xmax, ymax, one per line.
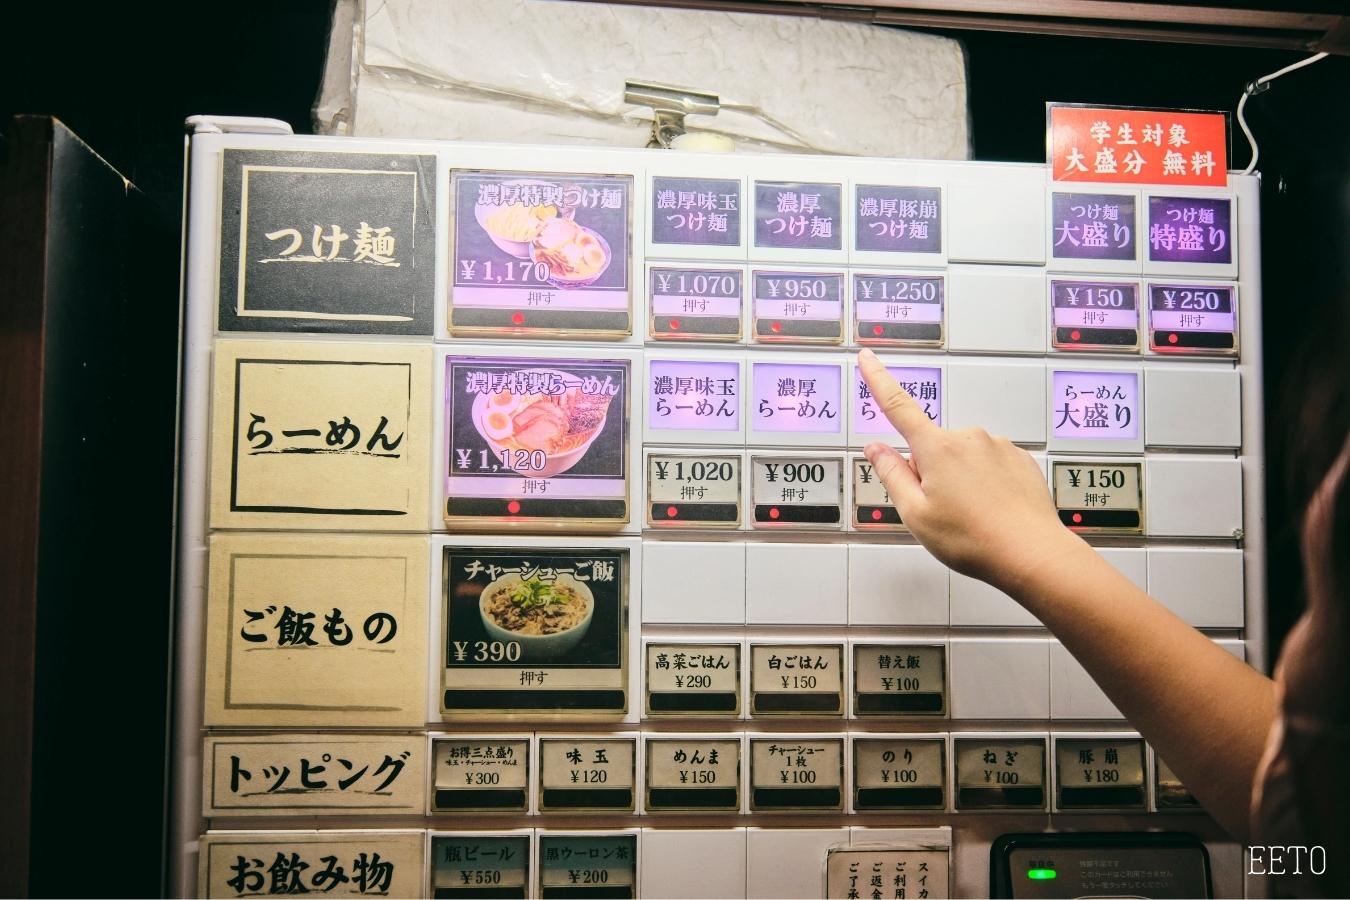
<box><xmin>644</xmin><ymin>542</ymin><xmax>745</xmax><ymax>624</ymax></box>
<box><xmin>642</xmin><ymin>829</ymin><xmax>747</xmax><ymax>899</ymax></box>
<box><xmin>747</xmin><ymin>828</ymin><xmax>849</xmax><ymax>899</ymax></box>
<box><xmin>948</xmin><ymin>267</ymin><xmax>1047</xmax><ymax>354</ymax></box>
<box><xmin>1148</xmin><ymin>548</ymin><xmax>1244</xmax><ymax>627</ymax></box>
<box><xmin>950</xmin><ymin>574</ymin><xmax>1040</xmax><ymax>627</ymax></box>
<box><xmin>1146</xmin><ymin>457</ymin><xmax>1243</xmax><ymax>538</ymax></box>
<box><xmin>1145</xmin><ymin>365</ymin><xmax>1241</xmax><ymax>449</ymax></box>
<box><xmin>848</xmin><ymin>544</ymin><xmax>948</xmax><ymax>626</ymax></box>
<box><xmin>948</xmin><ymin>167</ymin><xmax>1046</xmax><ymax>264</ymax></box>
<box><xmin>946</xmin><ymin>360</ymin><xmax>1047</xmax><ymax>444</ymax></box>
<box><xmin>1050</xmin><ymin>642</ymin><xmax>1123</xmax><ymax>720</ymax></box>
<box><xmin>950</xmin><ymin>639</ymin><xmax>1050</xmax><ymax>718</ymax></box>
<box><xmin>747</xmin><ymin>543</ymin><xmax>847</xmax><ymax>624</ymax></box>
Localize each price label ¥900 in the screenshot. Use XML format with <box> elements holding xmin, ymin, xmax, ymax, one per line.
<box><xmin>646</xmin><ymin>453</ymin><xmax>741</xmax><ymax>527</ymax></box>
<box><xmin>750</xmin><ymin>455</ymin><xmax>843</xmax><ymax>528</ymax></box>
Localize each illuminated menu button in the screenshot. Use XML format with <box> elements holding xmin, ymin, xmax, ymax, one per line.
<box><xmin>538</xmin><ymin>834</ymin><xmax>636</xmax><ymax>900</ymax></box>
<box><xmin>539</xmin><ymin>738</ymin><xmax>635</xmax><ymax>812</ymax></box>
<box><xmin>854</xmin><ymin>273</ymin><xmax>945</xmax><ymax>347</ymax></box>
<box><xmin>448</xmin><ymin>169</ymin><xmax>634</xmax><ymax>338</ymax></box>
<box><xmin>645</xmin><ymin>642</ymin><xmax>741</xmax><ymax>716</ymax></box>
<box><xmin>645</xmin><ymin>737</ymin><xmax>741</xmax><ymax>811</ymax></box>
<box><xmin>750</xmin><ymin>643</ymin><xmax>844</xmax><ymax>716</ymax></box>
<box><xmin>1052</xmin><ymin>461</ymin><xmax>1143</xmax><ymax>533</ymax></box>
<box><xmin>431</xmin><ymin>738</ymin><xmax>529</xmax><ymax>812</ymax></box>
<box><xmin>431</xmin><ymin>835</ymin><xmax>530</xmax><ymax>900</ymax></box>
<box><xmin>749</xmin><ymin>737</ymin><xmax>844</xmax><ymax>811</ymax></box>
<box><xmin>852</xmin><ymin>457</ymin><xmax>902</xmax><ymax>528</ymax></box>
<box><xmin>1055</xmin><ymin>737</ymin><xmax>1146</xmax><ymax>810</ymax></box>
<box><xmin>954</xmin><ymin>737</ymin><xmax>1047</xmax><ymax>810</ymax></box>
<box><xmin>825</xmin><ymin>846</ymin><xmax>951</xmax><ymax>899</ymax></box>
<box><xmin>853</xmin><ymin>737</ymin><xmax>947</xmax><ymax>811</ymax></box>
<box><xmin>751</xmin><ymin>455</ymin><xmax>843</xmax><ymax>528</ymax></box>
<box><xmin>853</xmin><ymin>644</ymin><xmax>946</xmax><ymax>716</ymax></box>
<box><xmin>645</xmin><ymin>453</ymin><xmax>742</xmax><ymax>528</ymax></box>
<box><xmin>442</xmin><ymin>355</ymin><xmax>631</xmax><ymax>528</ymax></box>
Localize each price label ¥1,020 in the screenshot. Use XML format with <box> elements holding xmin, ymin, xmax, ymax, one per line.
<box><xmin>646</xmin><ymin>453</ymin><xmax>741</xmax><ymax>527</ymax></box>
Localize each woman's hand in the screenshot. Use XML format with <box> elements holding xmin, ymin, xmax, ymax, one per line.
<box><xmin>858</xmin><ymin>348</ymin><xmax>1073</xmax><ymax>592</ymax></box>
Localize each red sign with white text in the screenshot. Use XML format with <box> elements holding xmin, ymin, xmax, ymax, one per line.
<box><xmin>1048</xmin><ymin>105</ymin><xmax>1228</xmax><ymax>187</ymax></box>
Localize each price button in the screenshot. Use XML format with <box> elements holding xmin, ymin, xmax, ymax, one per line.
<box><xmin>648</xmin><ymin>265</ymin><xmax>744</xmax><ymax>341</ymax></box>
<box><xmin>646</xmin><ymin>453</ymin><xmax>741</xmax><ymax>528</ymax></box>
<box><xmin>645</xmin><ymin>738</ymin><xmax>741</xmax><ymax>811</ymax></box>
<box><xmin>1054</xmin><ymin>737</ymin><xmax>1146</xmax><ymax>810</ymax></box>
<box><xmin>853</xmin><ymin>738</ymin><xmax>947</xmax><ymax>810</ymax></box>
<box><xmin>750</xmin><ymin>643</ymin><xmax>844</xmax><ymax>716</ymax></box>
<box><xmin>852</xmin><ymin>456</ymin><xmax>902</xmax><ymax>528</ymax></box>
<box><xmin>645</xmin><ymin>642</ymin><xmax>740</xmax><ymax>716</ymax></box>
<box><xmin>853</xmin><ymin>644</ymin><xmax>946</xmax><ymax>716</ymax></box>
<box><xmin>431</xmin><ymin>737</ymin><xmax>529</xmax><ymax>812</ymax></box>
<box><xmin>751</xmin><ymin>269</ymin><xmax>845</xmax><ymax>344</ymax></box>
<box><xmin>954</xmin><ymin>737</ymin><xmax>1047</xmax><ymax>810</ymax></box>
<box><xmin>853</xmin><ymin>272</ymin><xmax>945</xmax><ymax>347</ymax></box>
<box><xmin>431</xmin><ymin>835</ymin><xmax>530</xmax><ymax>898</ymax></box>
<box><xmin>1051</xmin><ymin>279</ymin><xmax>1141</xmax><ymax>351</ymax></box>
<box><xmin>538</xmin><ymin>834</ymin><xmax>636</xmax><ymax>899</ymax></box>
<box><xmin>749</xmin><ymin>737</ymin><xmax>844</xmax><ymax>811</ymax></box>
<box><xmin>539</xmin><ymin>738</ymin><xmax>635</xmax><ymax>812</ymax></box>
<box><xmin>751</xmin><ymin>455</ymin><xmax>843</xmax><ymax>528</ymax></box>
<box><xmin>1053</xmin><ymin>460</ymin><xmax>1143</xmax><ymax>533</ymax></box>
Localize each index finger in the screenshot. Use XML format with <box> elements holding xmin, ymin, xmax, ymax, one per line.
<box><xmin>857</xmin><ymin>349</ymin><xmax>940</xmax><ymax>446</ymax></box>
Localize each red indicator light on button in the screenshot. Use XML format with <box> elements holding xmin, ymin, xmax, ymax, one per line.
<box><xmin>1070</xmin><ymin>329</ymin><xmax>1081</xmax><ymax>341</ymax></box>
<box><xmin>770</xmin><ymin>321</ymin><xmax>782</xmax><ymax>333</ymax></box>
<box><xmin>507</xmin><ymin>500</ymin><xmax>521</xmax><ymax>514</ymax></box>
<box><xmin>666</xmin><ymin>505</ymin><xmax>678</xmax><ymax>518</ymax></box>
<box><xmin>511</xmin><ymin>311</ymin><xmax>525</xmax><ymax>326</ymax></box>
<box><xmin>1168</xmin><ymin>333</ymin><xmax>1179</xmax><ymax>344</ymax></box>
<box><xmin>872</xmin><ymin>324</ymin><xmax>884</xmax><ymax>336</ymax></box>
<box><xmin>670</xmin><ymin>318</ymin><xmax>681</xmax><ymax>330</ymax></box>
<box><xmin>871</xmin><ymin>509</ymin><xmax>883</xmax><ymax>521</ymax></box>
<box><xmin>768</xmin><ymin>507</ymin><xmax>780</xmax><ymax>520</ymax></box>
<box><xmin>1071</xmin><ymin>512</ymin><xmax>1083</xmax><ymax>524</ymax></box>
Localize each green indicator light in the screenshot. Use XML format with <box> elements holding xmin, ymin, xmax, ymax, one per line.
<box><xmin>1027</xmin><ymin>869</ymin><xmax>1058</xmax><ymax>880</ymax></box>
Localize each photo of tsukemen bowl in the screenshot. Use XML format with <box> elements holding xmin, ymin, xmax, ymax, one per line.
<box><xmin>472</xmin><ymin>178</ymin><xmax>612</xmax><ymax>289</ymax></box>
<box><xmin>471</xmin><ymin>369</ymin><xmax>614</xmax><ymax>478</ymax></box>
<box><xmin>478</xmin><ymin>572</ymin><xmax>594</xmax><ymax>661</ymax></box>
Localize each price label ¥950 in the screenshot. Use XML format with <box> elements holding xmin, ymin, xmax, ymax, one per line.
<box><xmin>646</xmin><ymin>453</ymin><xmax>742</xmax><ymax>527</ymax></box>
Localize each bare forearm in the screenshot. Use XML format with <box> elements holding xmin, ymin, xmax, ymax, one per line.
<box><xmin>1002</xmin><ymin>530</ymin><xmax>1277</xmax><ymax>839</ymax></box>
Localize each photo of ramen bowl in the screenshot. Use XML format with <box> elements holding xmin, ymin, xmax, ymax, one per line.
<box><xmin>472</xmin><ymin>179</ymin><xmax>570</xmax><ymax>259</ymax></box>
<box><xmin>529</xmin><ymin>218</ymin><xmax>611</xmax><ymax>289</ymax></box>
<box><xmin>471</xmin><ymin>370</ymin><xmax>613</xmax><ymax>479</ymax></box>
<box><xmin>478</xmin><ymin>572</ymin><xmax>594</xmax><ymax>660</ymax></box>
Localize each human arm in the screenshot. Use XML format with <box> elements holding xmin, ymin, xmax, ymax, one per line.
<box><xmin>857</xmin><ymin>348</ymin><xmax>1276</xmax><ymax>838</ymax></box>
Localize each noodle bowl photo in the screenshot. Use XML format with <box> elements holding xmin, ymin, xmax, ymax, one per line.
<box><xmin>471</xmin><ymin>369</ymin><xmax>613</xmax><ymax>478</ymax></box>
<box><xmin>478</xmin><ymin>571</ymin><xmax>595</xmax><ymax>660</ymax></box>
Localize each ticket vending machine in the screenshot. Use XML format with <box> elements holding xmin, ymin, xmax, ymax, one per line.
<box><xmin>174</xmin><ymin>115</ymin><xmax>1261</xmax><ymax>898</ymax></box>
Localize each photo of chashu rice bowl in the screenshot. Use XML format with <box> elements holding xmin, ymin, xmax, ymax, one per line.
<box><xmin>478</xmin><ymin>572</ymin><xmax>594</xmax><ymax>660</ymax></box>
<box><xmin>473</xmin><ymin>179</ymin><xmax>611</xmax><ymax>288</ymax></box>
<box><xmin>471</xmin><ymin>370</ymin><xmax>614</xmax><ymax>478</ymax></box>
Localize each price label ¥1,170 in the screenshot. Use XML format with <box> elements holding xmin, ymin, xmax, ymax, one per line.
<box><xmin>646</xmin><ymin>453</ymin><xmax>741</xmax><ymax>527</ymax></box>
<box><xmin>751</xmin><ymin>455</ymin><xmax>843</xmax><ymax>528</ymax></box>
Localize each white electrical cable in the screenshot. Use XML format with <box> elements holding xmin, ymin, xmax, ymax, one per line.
<box><xmin>1238</xmin><ymin>52</ymin><xmax>1329</xmax><ymax>175</ymax></box>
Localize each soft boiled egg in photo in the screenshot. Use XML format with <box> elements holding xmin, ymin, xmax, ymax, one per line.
<box><xmin>482</xmin><ymin>408</ymin><xmax>516</xmax><ymax>443</ymax></box>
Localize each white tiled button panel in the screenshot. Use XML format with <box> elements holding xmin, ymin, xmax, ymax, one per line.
<box><xmin>183</xmin><ymin>131</ymin><xmax>1260</xmax><ymax>900</ymax></box>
